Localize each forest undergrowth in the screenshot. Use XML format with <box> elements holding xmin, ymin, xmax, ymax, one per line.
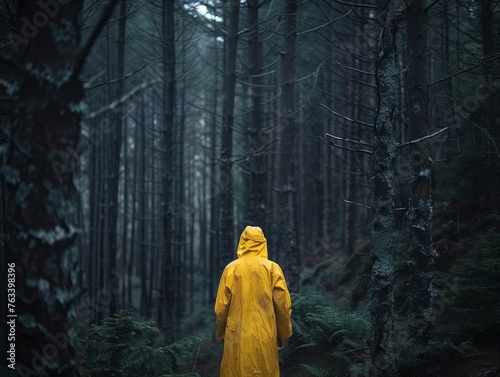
<box><xmin>74</xmin><ymin>221</ymin><xmax>500</xmax><ymax>377</ymax></box>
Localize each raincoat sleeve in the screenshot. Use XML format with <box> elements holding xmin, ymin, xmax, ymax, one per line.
<box><xmin>214</xmin><ymin>269</ymin><xmax>232</xmax><ymax>340</ymax></box>
<box><xmin>272</xmin><ymin>264</ymin><xmax>293</xmax><ymax>340</ymax></box>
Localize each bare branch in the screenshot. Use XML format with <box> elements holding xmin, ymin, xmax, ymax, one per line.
<box><xmin>85</xmin><ymin>79</ymin><xmax>160</xmax><ymax>120</ymax></box>
<box><xmin>433</xmin><ymin>154</ymin><xmax>465</xmax><ymax>163</ymax></box>
<box><xmin>429</xmin><ymin>53</ymin><xmax>500</xmax><ymax>87</ymax></box>
<box><xmin>328</xmin><ymin>140</ymin><xmax>373</xmax><ymax>154</ymax></box>
<box><xmin>325</xmin><ymin>55</ymin><xmax>376</xmax><ymax>77</ymax></box>
<box><xmin>331</xmin><ymin>0</ymin><xmax>379</xmax><ymax>9</ymax></box>
<box><xmin>298</xmin><ymin>10</ymin><xmax>353</xmax><ymax>35</ymax></box>
<box><xmin>426</xmin><ymin>0</ymin><xmax>441</xmax><ymax>11</ymax></box>
<box><xmin>324</xmin><ymin>132</ymin><xmax>371</xmax><ymax>147</ymax></box>
<box><xmin>397</xmin><ymin>127</ymin><xmax>449</xmax><ymax>148</ymax></box>
<box><xmin>344</xmin><ymin>200</ymin><xmax>373</xmax><ymax>210</ymax></box>
<box><xmin>319</xmin><ymin>103</ymin><xmax>374</xmax><ymax>128</ymax></box>
<box><xmin>84</xmin><ymin>64</ymin><xmax>147</xmax><ymax>90</ymax></box>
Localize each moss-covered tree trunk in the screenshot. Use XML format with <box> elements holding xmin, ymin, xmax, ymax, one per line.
<box><xmin>406</xmin><ymin>0</ymin><xmax>435</xmax><ymax>344</ymax></box>
<box><xmin>4</xmin><ymin>2</ymin><xmax>85</xmax><ymax>376</ymax></box>
<box><xmin>369</xmin><ymin>2</ymin><xmax>397</xmax><ymax>376</ymax></box>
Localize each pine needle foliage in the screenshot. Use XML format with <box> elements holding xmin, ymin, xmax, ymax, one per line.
<box><xmin>433</xmin><ymin>226</ymin><xmax>500</xmax><ymax>341</ymax></box>
<box><xmin>283</xmin><ymin>293</ymin><xmax>370</xmax><ymax>376</ymax></box>
<box><xmin>394</xmin><ymin>313</ymin><xmax>476</xmax><ymax>376</ymax></box>
<box><xmin>78</xmin><ymin>309</ymin><xmax>203</xmax><ymax>377</ymax></box>
<box><xmin>395</xmin><ymin>226</ymin><xmax>500</xmax><ymax>375</ymax></box>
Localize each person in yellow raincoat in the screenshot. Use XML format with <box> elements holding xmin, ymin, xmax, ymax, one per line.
<box><xmin>214</xmin><ymin>226</ymin><xmax>293</xmax><ymax>377</ymax></box>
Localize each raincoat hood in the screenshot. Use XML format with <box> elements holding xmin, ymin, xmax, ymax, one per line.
<box><xmin>236</xmin><ymin>226</ymin><xmax>268</xmax><ymax>259</ymax></box>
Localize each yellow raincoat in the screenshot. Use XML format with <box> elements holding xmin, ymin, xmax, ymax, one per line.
<box><xmin>215</xmin><ymin>226</ymin><xmax>293</xmax><ymax>377</ymax></box>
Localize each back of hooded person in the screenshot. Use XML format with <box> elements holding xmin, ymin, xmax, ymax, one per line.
<box><xmin>214</xmin><ymin>226</ymin><xmax>293</xmax><ymax>377</ymax></box>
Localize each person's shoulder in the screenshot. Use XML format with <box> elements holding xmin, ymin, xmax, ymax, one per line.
<box><xmin>267</xmin><ymin>259</ymin><xmax>285</xmax><ymax>271</ymax></box>
<box><xmin>224</xmin><ymin>258</ymin><xmax>241</xmax><ymax>270</ymax></box>
<box><xmin>267</xmin><ymin>258</ymin><xmax>280</xmax><ymax>266</ymax></box>
<box><xmin>269</xmin><ymin>260</ymin><xmax>283</xmax><ymax>274</ymax></box>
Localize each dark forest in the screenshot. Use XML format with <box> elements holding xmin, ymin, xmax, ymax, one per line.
<box><xmin>1</xmin><ymin>0</ymin><xmax>499</xmax><ymax>376</ymax></box>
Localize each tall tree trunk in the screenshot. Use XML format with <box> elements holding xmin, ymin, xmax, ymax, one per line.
<box><xmin>268</xmin><ymin>73</ymin><xmax>280</xmax><ymax>263</ymax></box>
<box><xmin>321</xmin><ymin>13</ymin><xmax>334</xmax><ymax>247</ymax></box>
<box><xmin>219</xmin><ymin>0</ymin><xmax>240</xmax><ymax>267</ymax></box>
<box><xmin>138</xmin><ymin>97</ymin><xmax>148</xmax><ymax>316</ymax></box>
<box><xmin>159</xmin><ymin>0</ymin><xmax>176</xmax><ymax>338</ymax></box>
<box><xmin>128</xmin><ymin>107</ymin><xmax>141</xmax><ymax>308</ymax></box>
<box><xmin>369</xmin><ymin>2</ymin><xmax>397</xmax><ymax>375</ymax></box>
<box><xmin>345</xmin><ymin>54</ymin><xmax>359</xmax><ymax>255</ymax></box>
<box><xmin>75</xmin><ymin>165</ymin><xmax>85</xmax><ymax>278</ymax></box>
<box><xmin>199</xmin><ymin>115</ymin><xmax>207</xmax><ymax>308</ymax></box>
<box><xmin>481</xmin><ymin>0</ymin><xmax>493</xmax><ymax>57</ymax></box>
<box><xmin>209</xmin><ymin>34</ymin><xmax>220</xmax><ymax>304</ymax></box>
<box><xmin>279</xmin><ymin>0</ymin><xmax>300</xmax><ymax>292</ymax></box>
<box><xmin>108</xmin><ymin>0</ymin><xmax>127</xmax><ymax>316</ymax></box>
<box><xmin>177</xmin><ymin>52</ymin><xmax>187</xmax><ymax>320</ymax></box>
<box><xmin>96</xmin><ymin>129</ymin><xmax>106</xmax><ymax>323</ymax></box>
<box><xmin>296</xmin><ymin>95</ymin><xmax>306</xmax><ymax>259</ymax></box>
<box><xmin>97</xmin><ymin>24</ymin><xmax>113</xmax><ymax>324</ymax></box>
<box><xmin>406</xmin><ymin>0</ymin><xmax>435</xmax><ymax>344</ymax></box>
<box><xmin>4</xmin><ymin>1</ymin><xmax>85</xmax><ymax>375</ymax></box>
<box><xmin>147</xmin><ymin>128</ymin><xmax>156</xmax><ymax>319</ymax></box>
<box><xmin>245</xmin><ymin>0</ymin><xmax>266</xmax><ymax>226</ymax></box>
<box><xmin>480</xmin><ymin>0</ymin><xmax>499</xmax><ymax>209</ymax></box>
<box><xmin>87</xmin><ymin>119</ymin><xmax>99</xmax><ymax>307</ymax></box>
<box><xmin>121</xmin><ymin>117</ymin><xmax>129</xmax><ymax>309</ymax></box>
<box><xmin>189</xmin><ymin>115</ymin><xmax>196</xmax><ymax>312</ymax></box>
